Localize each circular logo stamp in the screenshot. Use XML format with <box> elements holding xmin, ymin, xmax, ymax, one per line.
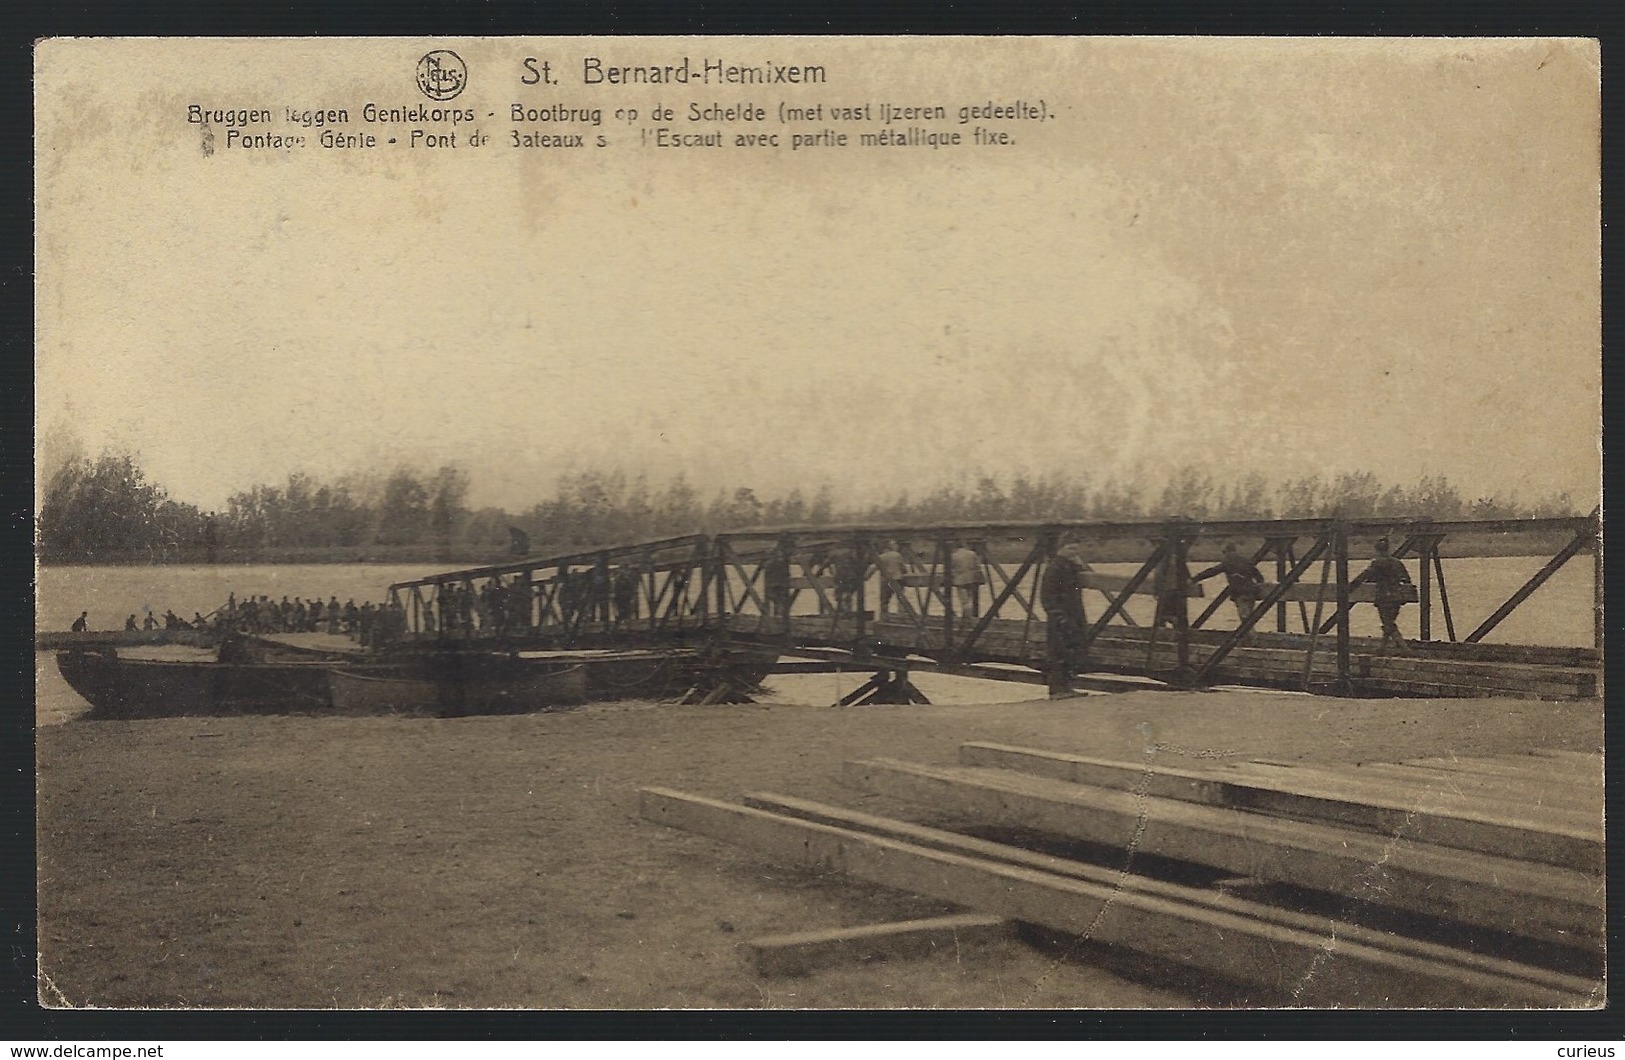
<box><xmin>416</xmin><ymin>50</ymin><xmax>468</xmax><ymax>101</ymax></box>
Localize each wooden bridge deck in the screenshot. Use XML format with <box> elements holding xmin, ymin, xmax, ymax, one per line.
<box><xmin>713</xmin><ymin>614</ymin><xmax>1598</xmax><ymax>700</ymax></box>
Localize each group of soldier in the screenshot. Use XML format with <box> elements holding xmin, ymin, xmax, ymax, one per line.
<box><xmin>1040</xmin><ymin>536</ymin><xmax>1415</xmax><ymax>696</ymax></box>
<box><xmin>210</xmin><ymin>593</ymin><xmax>406</xmax><ymax>648</ymax></box>
<box><xmin>763</xmin><ymin>538</ymin><xmax>983</xmax><ymax>617</ymax></box>
<box><xmin>417</xmin><ymin>563</ymin><xmax>649</xmax><ymax>636</ymax></box>
<box><xmin>90</xmin><ymin>592</ymin><xmax>407</xmax><ymax>651</ymax></box>
<box><xmin>118</xmin><ymin>609</ymin><xmax>209</xmax><ymax>632</ymax></box>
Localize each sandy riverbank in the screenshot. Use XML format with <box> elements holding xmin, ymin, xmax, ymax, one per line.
<box><xmin>35</xmin><ymin>688</ymin><xmax>1602</xmax><ymax>1010</ymax></box>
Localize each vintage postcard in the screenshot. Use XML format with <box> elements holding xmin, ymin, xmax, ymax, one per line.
<box><xmin>34</xmin><ymin>37</ymin><xmax>1601</xmax><ymax>1011</ymax></box>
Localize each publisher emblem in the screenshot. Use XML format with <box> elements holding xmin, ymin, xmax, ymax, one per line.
<box><xmin>416</xmin><ymin>50</ymin><xmax>468</xmax><ymax>101</ymax></box>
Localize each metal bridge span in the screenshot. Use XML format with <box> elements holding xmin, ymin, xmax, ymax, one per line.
<box><xmin>385</xmin><ymin>515</ymin><xmax>1601</xmax><ymax>703</ymax></box>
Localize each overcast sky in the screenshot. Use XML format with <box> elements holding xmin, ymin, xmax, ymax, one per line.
<box><xmin>36</xmin><ymin>37</ymin><xmax>1600</xmax><ymax>513</ymax></box>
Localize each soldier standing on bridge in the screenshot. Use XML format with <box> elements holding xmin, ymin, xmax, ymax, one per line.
<box><xmin>875</xmin><ymin>540</ymin><xmax>907</xmax><ymax>613</ymax></box>
<box><xmin>1194</xmin><ymin>542</ymin><xmax>1266</xmax><ymax>636</ymax></box>
<box><xmin>763</xmin><ymin>539</ymin><xmax>792</xmax><ymax>618</ymax></box>
<box><xmin>1040</xmin><ymin>539</ymin><xmax>1092</xmax><ymax>697</ymax></box>
<box><xmin>831</xmin><ymin>543</ymin><xmax>864</xmax><ymax>615</ymax></box>
<box><xmin>1151</xmin><ymin>545</ymin><xmax>1197</xmax><ymax>632</ymax></box>
<box><xmin>486</xmin><ymin>579</ymin><xmax>505</xmax><ymax>632</ymax></box>
<box><xmin>950</xmin><ymin>540</ymin><xmax>984</xmax><ymax>618</ymax></box>
<box><xmin>613</xmin><ymin>563</ymin><xmax>641</xmax><ymax>626</ymax></box>
<box><xmin>510</xmin><ymin>574</ymin><xmax>534</xmax><ymax>631</ymax></box>
<box><xmin>1362</xmin><ymin>538</ymin><xmax>1414</xmax><ymax>651</ymax></box>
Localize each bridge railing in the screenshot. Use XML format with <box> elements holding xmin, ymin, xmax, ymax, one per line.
<box><xmin>384</xmin><ymin>533</ymin><xmax>715</xmax><ymax>643</ymax></box>
<box><xmin>384</xmin><ymin>513</ymin><xmax>1598</xmax><ymax>693</ymax></box>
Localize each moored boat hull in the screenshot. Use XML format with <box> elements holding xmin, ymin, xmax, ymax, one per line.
<box><xmin>55</xmin><ymin>650</ymin><xmax>334</xmax><ymax>719</ymax></box>
<box><xmin>327</xmin><ymin>664</ymin><xmax>588</xmax><ymax>717</ymax></box>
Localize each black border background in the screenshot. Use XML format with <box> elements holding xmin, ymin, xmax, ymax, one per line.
<box><xmin>4</xmin><ymin>0</ymin><xmax>1620</xmax><ymax>1043</ymax></box>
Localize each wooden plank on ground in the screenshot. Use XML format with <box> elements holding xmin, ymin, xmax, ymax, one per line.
<box><xmin>957</xmin><ymin>744</ymin><xmax>1602</xmax><ymax>873</ymax></box>
<box><xmin>1529</xmin><ymin>749</ymin><xmax>1606</xmax><ymax>766</ymax></box>
<box><xmin>841</xmin><ymin>759</ymin><xmax>1603</xmax><ymax>950</ymax></box>
<box><xmin>1325</xmin><ymin>763</ymin><xmax>1604</xmax><ymax>815</ymax></box>
<box><xmin>1219</xmin><ymin>762</ymin><xmax>1603</xmax><ymax>829</ymax></box>
<box><xmin>1240</xmin><ymin>758</ymin><xmax>1601</xmax><ymax>834</ymax></box>
<box><xmin>1356</xmin><ymin>760</ymin><xmax>1603</xmax><ymax>801</ymax></box>
<box><xmin>640</xmin><ymin>787</ymin><xmax>1596</xmax><ymax>1007</ymax></box>
<box><xmin>741</xmin><ymin>791</ymin><xmax>1598</xmax><ymax>1001</ymax></box>
<box><xmin>1402</xmin><ymin>755</ymin><xmax>1604</xmax><ymax>786</ymax></box>
<box><xmin>744</xmin><ymin>914</ymin><xmax>1012</xmax><ymax>977</ymax></box>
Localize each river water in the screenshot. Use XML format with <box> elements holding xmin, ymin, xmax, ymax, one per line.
<box><xmin>36</xmin><ymin>556</ymin><xmax>1596</xmax><ymax>724</ymax></box>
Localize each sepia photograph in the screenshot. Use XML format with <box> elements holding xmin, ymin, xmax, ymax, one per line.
<box><xmin>32</xmin><ymin>36</ymin><xmax>1602</xmax><ymax>1012</ymax></box>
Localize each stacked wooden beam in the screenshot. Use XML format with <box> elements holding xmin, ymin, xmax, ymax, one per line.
<box><xmin>639</xmin><ymin>745</ymin><xmax>1603</xmax><ymax>1006</ymax></box>
<box><xmin>955</xmin><ymin>744</ymin><xmax>1602</xmax><ymax>874</ymax></box>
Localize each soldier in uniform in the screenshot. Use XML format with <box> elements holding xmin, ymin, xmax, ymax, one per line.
<box><xmin>831</xmin><ymin>543</ymin><xmax>864</xmax><ymax>615</ymax></box>
<box><xmin>1362</xmin><ymin>538</ymin><xmax>1414</xmax><ymax>651</ymax></box>
<box><xmin>487</xmin><ymin>577</ymin><xmax>509</xmax><ymax>635</ymax></box>
<box><xmin>1040</xmin><ymin>540</ymin><xmax>1092</xmax><ymax>697</ymax></box>
<box><xmin>950</xmin><ymin>540</ymin><xmax>983</xmax><ymax>618</ymax></box>
<box><xmin>508</xmin><ymin>575</ymin><xmax>533</xmax><ymax>631</ymax></box>
<box><xmin>875</xmin><ymin>540</ymin><xmax>907</xmax><ymax>613</ymax></box>
<box><xmin>613</xmin><ymin>564</ymin><xmax>641</xmax><ymax>626</ymax></box>
<box><xmin>763</xmin><ymin>539</ymin><xmax>792</xmax><ymax>618</ymax></box>
<box><xmin>1151</xmin><ymin>550</ymin><xmax>1186</xmax><ymax>630</ymax></box>
<box><xmin>1193</xmin><ymin>542</ymin><xmax>1267</xmax><ymax>635</ymax></box>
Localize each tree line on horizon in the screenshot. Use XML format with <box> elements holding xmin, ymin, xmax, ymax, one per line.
<box><xmin>36</xmin><ymin>449</ymin><xmax>1585</xmax><ymax>562</ymax></box>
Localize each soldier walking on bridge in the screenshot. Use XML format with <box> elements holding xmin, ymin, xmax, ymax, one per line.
<box><xmin>1362</xmin><ymin>537</ymin><xmax>1414</xmax><ymax>651</ymax></box>
<box><xmin>1151</xmin><ymin>549</ymin><xmax>1187</xmax><ymax>630</ymax></box>
<box><xmin>831</xmin><ymin>543</ymin><xmax>864</xmax><ymax>615</ymax></box>
<box><xmin>950</xmin><ymin>540</ymin><xmax>984</xmax><ymax>618</ymax></box>
<box><xmin>1194</xmin><ymin>542</ymin><xmax>1266</xmax><ymax>638</ymax></box>
<box><xmin>875</xmin><ymin>540</ymin><xmax>908</xmax><ymax>613</ymax></box>
<box><xmin>509</xmin><ymin>574</ymin><xmax>535</xmax><ymax>631</ymax></box>
<box><xmin>1041</xmin><ymin>539</ymin><xmax>1092</xmax><ymax>698</ymax></box>
<box><xmin>763</xmin><ymin>539</ymin><xmax>792</xmax><ymax>619</ymax></box>
<box><xmin>613</xmin><ymin>564</ymin><xmax>641</xmax><ymax>626</ymax></box>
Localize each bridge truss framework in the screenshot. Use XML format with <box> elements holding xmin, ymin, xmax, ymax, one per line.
<box><xmin>385</xmin><ymin>514</ymin><xmax>1601</xmax><ymax>702</ymax></box>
